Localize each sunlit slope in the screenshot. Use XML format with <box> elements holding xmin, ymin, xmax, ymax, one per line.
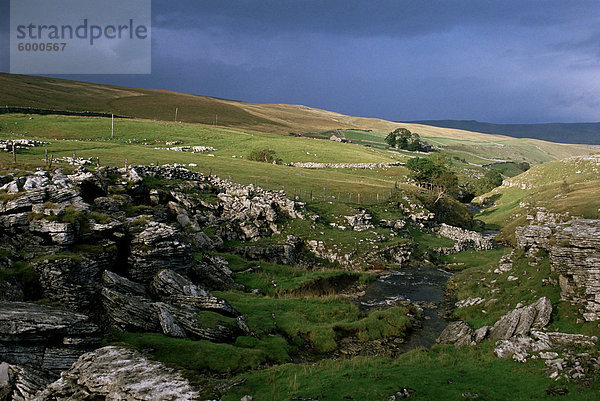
<box><xmin>1</xmin><ymin>73</ymin><xmax>598</xmax><ymax>165</ymax></box>
<box><xmin>474</xmin><ymin>154</ymin><xmax>600</xmax><ymax>242</ymax></box>
<box><xmin>0</xmin><ymin>114</ymin><xmax>409</xmax><ymax>199</ymax></box>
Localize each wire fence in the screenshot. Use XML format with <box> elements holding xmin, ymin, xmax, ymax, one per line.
<box><xmin>220</xmin><ymin>175</ymin><xmax>444</xmax><ymax>205</ymax></box>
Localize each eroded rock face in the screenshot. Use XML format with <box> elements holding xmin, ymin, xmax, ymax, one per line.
<box><xmin>489</xmin><ymin>297</ymin><xmax>552</xmax><ymax>339</ymax></box>
<box><xmin>437</xmin><ymin>321</ymin><xmax>475</xmax><ymax>347</ymax></box>
<box><xmin>33</xmin><ymin>346</ymin><xmax>204</xmax><ymax>401</ymax></box>
<box><xmin>128</xmin><ymin>221</ymin><xmax>193</xmax><ymax>283</ymax></box>
<box><xmin>0</xmin><ymin>362</ymin><xmax>54</xmax><ymax>401</ymax></box>
<box><xmin>189</xmin><ymin>254</ymin><xmax>242</xmax><ymax>291</ymax></box>
<box><xmin>0</xmin><ymin>302</ymin><xmax>100</xmax><ymax>375</ymax></box>
<box><xmin>152</xmin><ymin>270</ymin><xmax>239</xmax><ymax>318</ymax></box>
<box><xmin>365</xmin><ymin>243</ymin><xmax>412</xmax><ymax>266</ymax></box>
<box><xmin>0</xmin><ymin>280</ymin><xmax>24</xmax><ymax>302</ymax></box>
<box><xmin>0</xmin><ymin>165</ymin><xmax>305</xmax><ymax>386</ymax></box>
<box><xmin>103</xmin><ymin>284</ymin><xmax>150</xmax><ymax>331</ymax></box>
<box><xmin>28</xmin><ymin>220</ymin><xmax>76</xmax><ymax>246</ymax></box>
<box><xmin>235</xmin><ymin>243</ymin><xmax>299</xmax><ymax>265</ymax></box>
<box><xmin>494</xmin><ymin>333</ymin><xmax>552</xmax><ymax>363</ymax></box>
<box><xmin>102</xmin><ymin>270</ymin><xmax>243</xmax><ymax>342</ymax></box>
<box><xmin>32</xmin><ymin>249</ymin><xmax>116</xmax><ymax>312</ymax></box>
<box><xmin>437</xmin><ymin>297</ymin><xmax>552</xmax><ymax>347</ymax></box>
<box><xmin>152</xmin><ymin>269</ymin><xmax>209</xmax><ymax>298</ymax></box>
<box><xmin>545</xmin><ymin>350</ymin><xmax>600</xmax><ymax>383</ymax></box>
<box><xmin>495</xmin><ymin>331</ymin><xmax>598</xmax><ymax>365</ymax></box>
<box><xmin>516</xmin><ymin>218</ymin><xmax>600</xmax><ymax>321</ymax></box>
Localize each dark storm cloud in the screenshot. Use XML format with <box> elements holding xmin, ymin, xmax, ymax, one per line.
<box><xmin>151</xmin><ymin>0</ymin><xmax>591</xmax><ymax>37</ymax></box>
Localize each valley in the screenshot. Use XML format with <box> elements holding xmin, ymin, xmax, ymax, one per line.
<box><xmin>0</xmin><ymin>74</ymin><xmax>599</xmax><ymax>401</ymax></box>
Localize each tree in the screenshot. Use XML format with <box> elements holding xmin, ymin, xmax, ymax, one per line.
<box><xmin>397</xmin><ymin>136</ymin><xmax>409</xmax><ymax>149</ymax></box>
<box><xmin>405</xmin><ymin>157</ymin><xmax>442</xmax><ymax>182</ymax></box>
<box><xmin>385</xmin><ymin>132</ymin><xmax>396</xmax><ymax>147</ymax></box>
<box><xmin>432</xmin><ymin>171</ymin><xmax>459</xmax><ymax>195</ymax></box>
<box><xmin>385</xmin><ymin>128</ymin><xmax>428</xmax><ymax>151</ymax></box>
<box><xmin>406</xmin><ymin>155</ymin><xmax>460</xmax><ymax>201</ymax></box>
<box><xmin>406</xmin><ymin>138</ymin><xmax>421</xmax><ymax>151</ymax></box>
<box><xmin>483</xmin><ymin>170</ymin><xmax>503</xmax><ymax>188</ymax></box>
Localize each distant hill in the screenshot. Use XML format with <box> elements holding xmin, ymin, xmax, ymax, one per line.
<box><xmin>407</xmin><ymin>120</ymin><xmax>600</xmax><ymax>145</ymax></box>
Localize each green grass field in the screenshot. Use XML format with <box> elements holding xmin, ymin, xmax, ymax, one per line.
<box><xmin>221</xmin><ymin>343</ymin><xmax>598</xmax><ymax>401</ymax></box>
<box><xmin>0</xmin><ymin>113</ymin><xmax>412</xmax><ymax>200</ymax></box>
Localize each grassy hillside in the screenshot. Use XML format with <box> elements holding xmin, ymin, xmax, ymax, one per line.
<box><xmin>474</xmin><ymin>154</ymin><xmax>600</xmax><ymax>243</ymax></box>
<box><xmin>0</xmin><ymin>113</ymin><xmax>409</xmax><ymax>199</ymax></box>
<box><xmin>1</xmin><ymin>74</ymin><xmax>598</xmax><ymax>167</ymax></box>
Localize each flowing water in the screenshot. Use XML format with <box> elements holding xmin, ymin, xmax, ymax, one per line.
<box><xmin>359</xmin><ymin>265</ymin><xmax>453</xmax><ymax>350</ymax></box>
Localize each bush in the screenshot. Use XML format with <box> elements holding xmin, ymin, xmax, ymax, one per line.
<box><xmin>249</xmin><ymin>149</ymin><xmax>282</xmax><ymax>164</ymax></box>
<box><xmin>472</xmin><ymin>170</ymin><xmax>504</xmax><ymax>195</ymax></box>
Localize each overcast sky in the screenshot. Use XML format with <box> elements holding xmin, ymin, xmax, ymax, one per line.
<box><xmin>2</xmin><ymin>0</ymin><xmax>600</xmax><ymax>123</ymax></box>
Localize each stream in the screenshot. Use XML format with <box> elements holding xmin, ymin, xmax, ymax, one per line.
<box><xmin>358</xmin><ymin>265</ymin><xmax>454</xmax><ymax>350</ymax></box>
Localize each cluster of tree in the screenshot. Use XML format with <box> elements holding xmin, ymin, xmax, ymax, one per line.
<box><xmin>405</xmin><ymin>154</ymin><xmax>506</xmax><ymax>202</ymax></box>
<box><xmin>405</xmin><ymin>154</ymin><xmax>460</xmax><ymax>198</ymax></box>
<box><xmin>248</xmin><ymin>149</ymin><xmax>282</xmax><ymax>164</ymax></box>
<box><xmin>470</xmin><ymin>170</ymin><xmax>503</xmax><ymax>196</ymax></box>
<box><xmin>385</xmin><ymin>128</ymin><xmax>429</xmax><ymax>151</ymax></box>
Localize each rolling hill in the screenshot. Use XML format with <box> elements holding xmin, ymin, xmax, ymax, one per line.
<box><xmin>1</xmin><ymin>73</ymin><xmax>599</xmax><ymax>167</ymax></box>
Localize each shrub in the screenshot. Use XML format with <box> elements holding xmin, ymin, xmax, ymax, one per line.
<box><xmin>249</xmin><ymin>149</ymin><xmax>282</xmax><ymax>164</ymax></box>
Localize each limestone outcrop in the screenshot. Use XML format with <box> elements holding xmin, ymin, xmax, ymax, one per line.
<box><xmin>32</xmin><ymin>346</ymin><xmax>204</xmax><ymax>401</ymax></box>
<box><xmin>435</xmin><ymin>223</ymin><xmax>496</xmax><ymax>254</ymax></box>
<box><xmin>102</xmin><ymin>270</ymin><xmax>245</xmax><ymax>342</ymax></box>
<box><xmin>345</xmin><ymin>210</ymin><xmax>374</xmax><ymax>232</ymax></box>
<box><xmin>488</xmin><ymin>296</ymin><xmax>552</xmax><ymax>339</ymax></box>
<box><xmin>0</xmin><ymin>302</ymin><xmax>100</xmax><ymax>376</ymax></box>
<box><xmin>32</xmin><ymin>249</ymin><xmax>116</xmax><ymax>312</ymax></box>
<box><xmin>515</xmin><ymin>218</ymin><xmax>600</xmax><ymax>321</ymax></box>
<box><xmin>189</xmin><ymin>254</ymin><xmax>243</xmax><ymax>291</ymax></box>
<box><xmin>437</xmin><ymin>297</ymin><xmax>552</xmax><ymax>347</ymax></box>
<box><xmin>127</xmin><ymin>221</ymin><xmax>193</xmax><ymax>283</ymax></box>
<box><xmin>0</xmin><ymin>362</ymin><xmax>54</xmax><ymax>401</ymax></box>
<box><xmin>0</xmin><ymin>164</ymin><xmax>306</xmax><ymax>375</ymax></box>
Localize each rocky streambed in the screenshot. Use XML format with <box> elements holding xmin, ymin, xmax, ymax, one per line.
<box><xmin>359</xmin><ymin>265</ymin><xmax>454</xmax><ymax>350</ymax></box>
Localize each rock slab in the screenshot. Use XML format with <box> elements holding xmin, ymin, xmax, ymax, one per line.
<box><xmin>33</xmin><ymin>346</ymin><xmax>204</xmax><ymax>401</ymax></box>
